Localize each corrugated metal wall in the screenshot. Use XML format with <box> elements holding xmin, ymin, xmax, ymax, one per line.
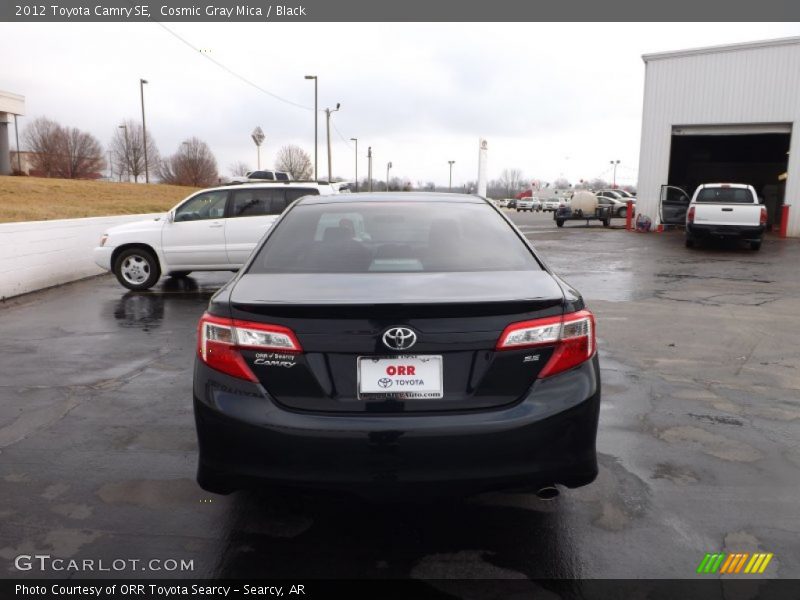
<box><xmin>636</xmin><ymin>39</ymin><xmax>800</xmax><ymax>237</ymax></box>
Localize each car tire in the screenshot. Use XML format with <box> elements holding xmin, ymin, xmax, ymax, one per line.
<box><xmin>556</xmin><ymin>220</ymin><xmax>565</xmax><ymax>228</ymax></box>
<box><xmin>197</xmin><ymin>466</ymin><xmax>236</xmax><ymax>495</ymax></box>
<box><xmin>113</xmin><ymin>247</ymin><xmax>161</xmax><ymax>291</ymax></box>
<box><xmin>750</xmin><ymin>241</ymin><xmax>762</xmax><ymax>251</ymax></box>
<box><xmin>168</xmin><ymin>271</ymin><xmax>192</xmax><ymax>278</ymax></box>
<box><xmin>685</xmin><ymin>236</ymin><xmax>695</xmax><ymax>248</ymax></box>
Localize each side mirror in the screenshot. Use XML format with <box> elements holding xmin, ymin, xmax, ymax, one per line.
<box><xmin>166</xmin><ymin>211</ymin><xmax>175</xmax><ymax>223</ymax></box>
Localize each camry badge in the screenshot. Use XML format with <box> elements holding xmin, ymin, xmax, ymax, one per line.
<box><xmin>382</xmin><ymin>327</ymin><xmax>417</xmax><ymax>351</ymax></box>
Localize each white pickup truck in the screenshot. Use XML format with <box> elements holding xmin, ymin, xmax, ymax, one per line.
<box><xmin>93</xmin><ymin>181</ymin><xmax>342</xmax><ymax>290</ymax></box>
<box><xmin>684</xmin><ymin>183</ymin><xmax>767</xmax><ymax>251</ymax></box>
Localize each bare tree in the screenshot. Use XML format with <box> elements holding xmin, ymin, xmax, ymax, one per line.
<box><xmin>553</xmin><ymin>177</ymin><xmax>572</xmax><ymax>189</ymax></box>
<box><xmin>52</xmin><ymin>127</ymin><xmax>105</xmax><ymax>179</ymax></box>
<box><xmin>24</xmin><ymin>117</ymin><xmax>105</xmax><ymax>179</ymax></box>
<box><xmin>275</xmin><ymin>145</ymin><xmax>313</xmax><ymax>180</ymax></box>
<box><xmin>228</xmin><ymin>161</ymin><xmax>250</xmax><ymax>177</ymax></box>
<box><xmin>157</xmin><ymin>137</ymin><xmax>219</xmax><ymax>187</ymax></box>
<box><xmin>23</xmin><ymin>117</ymin><xmax>62</xmax><ymax>177</ymax></box>
<box><xmin>499</xmin><ymin>168</ymin><xmax>524</xmax><ymax>198</ymax></box>
<box><xmin>588</xmin><ymin>178</ymin><xmax>609</xmax><ymax>190</ymax></box>
<box><xmin>110</xmin><ymin>119</ymin><xmax>159</xmax><ymax>183</ymax></box>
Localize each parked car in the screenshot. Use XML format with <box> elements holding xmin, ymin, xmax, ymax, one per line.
<box><xmin>193</xmin><ymin>193</ymin><xmax>600</xmax><ymax>497</ymax></box>
<box><xmin>684</xmin><ymin>183</ymin><xmax>766</xmax><ymax>250</ymax></box>
<box><xmin>508</xmin><ymin>198</ymin><xmax>518</xmax><ymax>209</ymax></box>
<box><xmin>542</xmin><ymin>199</ymin><xmax>561</xmax><ymax>212</ymax></box>
<box><xmin>516</xmin><ymin>198</ymin><xmax>535</xmax><ymax>212</ymax></box>
<box><xmin>494</xmin><ymin>198</ymin><xmax>510</xmax><ymax>208</ymax></box>
<box><xmin>229</xmin><ymin>169</ymin><xmax>292</xmax><ymax>184</ymax></box>
<box><xmin>595</xmin><ymin>195</ymin><xmax>629</xmax><ymax>217</ymax></box>
<box><xmin>93</xmin><ymin>182</ymin><xmax>343</xmax><ymax>290</ymax></box>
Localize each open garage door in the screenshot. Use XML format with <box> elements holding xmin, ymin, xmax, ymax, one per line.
<box><xmin>664</xmin><ymin>124</ymin><xmax>790</xmax><ymax>227</ymax></box>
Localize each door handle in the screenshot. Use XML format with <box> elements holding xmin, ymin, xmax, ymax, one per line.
<box><xmin>209</xmin><ymin>223</ymin><xmax>224</xmax><ymax>228</ymax></box>
<box><xmin>721</xmin><ymin>208</ymin><xmax>733</xmax><ymax>212</ymax></box>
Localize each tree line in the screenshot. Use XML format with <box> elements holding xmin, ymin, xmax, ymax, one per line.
<box><xmin>21</xmin><ymin>116</ymin><xmax>221</xmax><ymax>186</ymax></box>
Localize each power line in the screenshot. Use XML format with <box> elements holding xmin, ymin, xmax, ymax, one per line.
<box><xmin>155</xmin><ymin>22</ymin><xmax>314</xmax><ymax>112</ymax></box>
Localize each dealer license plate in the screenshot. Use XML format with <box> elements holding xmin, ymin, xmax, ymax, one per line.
<box><xmin>357</xmin><ymin>355</ymin><xmax>443</xmax><ymax>399</ymax></box>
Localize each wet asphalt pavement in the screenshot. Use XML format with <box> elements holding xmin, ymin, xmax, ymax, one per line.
<box><xmin>1</xmin><ymin>210</ymin><xmax>798</xmax><ymax>581</ymax></box>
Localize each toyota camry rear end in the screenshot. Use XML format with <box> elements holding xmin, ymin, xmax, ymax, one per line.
<box><xmin>193</xmin><ymin>193</ymin><xmax>600</xmax><ymax>497</ymax></box>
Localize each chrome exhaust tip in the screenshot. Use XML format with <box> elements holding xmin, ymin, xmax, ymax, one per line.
<box><xmin>535</xmin><ymin>486</ymin><xmax>559</xmax><ymax>500</ymax></box>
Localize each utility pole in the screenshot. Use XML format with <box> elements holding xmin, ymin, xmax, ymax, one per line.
<box><xmin>367</xmin><ymin>146</ymin><xmax>373</xmax><ymax>192</ymax></box>
<box><xmin>386</xmin><ymin>161</ymin><xmax>392</xmax><ymax>191</ymax></box>
<box><xmin>324</xmin><ymin>103</ymin><xmax>340</xmax><ymax>183</ymax></box>
<box><xmin>350</xmin><ymin>137</ymin><xmax>358</xmax><ymax>192</ymax></box>
<box><xmin>140</xmin><ymin>78</ymin><xmax>149</xmax><ymax>183</ymax></box>
<box><xmin>304</xmin><ymin>75</ymin><xmax>318</xmax><ymax>179</ymax></box>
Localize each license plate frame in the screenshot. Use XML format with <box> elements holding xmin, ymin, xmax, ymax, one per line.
<box><xmin>357</xmin><ymin>355</ymin><xmax>444</xmax><ymax>400</ymax></box>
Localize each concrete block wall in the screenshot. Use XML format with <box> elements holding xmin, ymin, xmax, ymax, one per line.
<box><xmin>0</xmin><ymin>213</ymin><xmax>160</xmax><ymax>300</ymax></box>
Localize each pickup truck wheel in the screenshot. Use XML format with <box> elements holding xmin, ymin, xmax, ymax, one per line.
<box><xmin>114</xmin><ymin>248</ymin><xmax>160</xmax><ymax>291</ymax></box>
<box><xmin>750</xmin><ymin>241</ymin><xmax>762</xmax><ymax>251</ymax></box>
<box><xmin>168</xmin><ymin>271</ymin><xmax>192</xmax><ymax>278</ymax></box>
<box><xmin>556</xmin><ymin>220</ymin><xmax>565</xmax><ymax>228</ymax></box>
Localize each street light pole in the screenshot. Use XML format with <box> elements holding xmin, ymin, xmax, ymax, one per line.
<box><xmin>386</xmin><ymin>161</ymin><xmax>392</xmax><ymax>191</ymax></box>
<box><xmin>350</xmin><ymin>137</ymin><xmax>358</xmax><ymax>192</ymax></box>
<box><xmin>140</xmin><ymin>78</ymin><xmax>149</xmax><ymax>183</ymax></box>
<box><xmin>304</xmin><ymin>75</ymin><xmax>318</xmax><ymax>180</ymax></box>
<box><xmin>324</xmin><ymin>103</ymin><xmax>340</xmax><ymax>183</ymax></box>
<box><xmin>367</xmin><ymin>146</ymin><xmax>373</xmax><ymax>192</ymax></box>
<box><xmin>448</xmin><ymin>160</ymin><xmax>455</xmax><ymax>192</ymax></box>
<box><xmin>610</xmin><ymin>159</ymin><xmax>620</xmax><ymax>188</ymax></box>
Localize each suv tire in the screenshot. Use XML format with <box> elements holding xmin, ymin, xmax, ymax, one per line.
<box><xmin>113</xmin><ymin>247</ymin><xmax>161</xmax><ymax>291</ymax></box>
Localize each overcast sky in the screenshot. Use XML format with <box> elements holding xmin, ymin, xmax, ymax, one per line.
<box><xmin>2</xmin><ymin>22</ymin><xmax>799</xmax><ymax>187</ymax></box>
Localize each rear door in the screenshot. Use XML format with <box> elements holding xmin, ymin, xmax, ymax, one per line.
<box><xmin>161</xmin><ymin>190</ymin><xmax>229</xmax><ymax>267</ymax></box>
<box><xmin>225</xmin><ymin>187</ymin><xmax>320</xmax><ymax>265</ymax></box>
<box><xmin>660</xmin><ymin>185</ymin><xmax>691</xmax><ymax>225</ymax></box>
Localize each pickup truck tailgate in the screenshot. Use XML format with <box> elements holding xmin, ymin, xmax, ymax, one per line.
<box><xmin>694</xmin><ymin>204</ymin><xmax>761</xmax><ymax>227</ymax></box>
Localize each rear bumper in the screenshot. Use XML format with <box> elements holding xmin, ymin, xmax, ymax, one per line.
<box><xmin>193</xmin><ymin>356</ymin><xmax>601</xmax><ymax>496</ymax></box>
<box><xmin>687</xmin><ymin>223</ymin><xmax>764</xmax><ymax>241</ymax></box>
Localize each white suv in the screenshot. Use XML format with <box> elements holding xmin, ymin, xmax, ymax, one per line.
<box><xmin>94</xmin><ymin>182</ymin><xmax>342</xmax><ymax>290</ymax></box>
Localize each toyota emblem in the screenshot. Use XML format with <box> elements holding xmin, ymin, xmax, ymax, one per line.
<box><xmin>382</xmin><ymin>327</ymin><xmax>417</xmax><ymax>351</ymax></box>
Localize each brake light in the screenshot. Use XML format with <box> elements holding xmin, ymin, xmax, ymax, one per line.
<box><xmin>760</xmin><ymin>206</ymin><xmax>768</xmax><ymax>226</ymax></box>
<box><xmin>197</xmin><ymin>313</ymin><xmax>302</xmax><ymax>381</ymax></box>
<box><xmin>496</xmin><ymin>310</ymin><xmax>596</xmax><ymax>378</ymax></box>
<box><xmin>687</xmin><ymin>206</ymin><xmax>695</xmax><ymax>224</ymax></box>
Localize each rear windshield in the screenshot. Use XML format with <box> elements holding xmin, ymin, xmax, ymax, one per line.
<box><xmin>248</xmin><ymin>201</ymin><xmax>542</xmax><ymax>273</ymax></box>
<box><xmin>695</xmin><ymin>188</ymin><xmax>755</xmax><ymax>204</ymax></box>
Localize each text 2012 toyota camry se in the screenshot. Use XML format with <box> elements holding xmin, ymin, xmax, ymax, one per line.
<box><xmin>193</xmin><ymin>192</ymin><xmax>600</xmax><ymax>497</ymax></box>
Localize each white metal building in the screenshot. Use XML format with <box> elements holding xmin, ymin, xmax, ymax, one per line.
<box><xmin>636</xmin><ymin>37</ymin><xmax>800</xmax><ymax>237</ymax></box>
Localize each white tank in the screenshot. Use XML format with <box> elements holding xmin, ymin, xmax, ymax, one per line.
<box><xmin>569</xmin><ymin>191</ymin><xmax>598</xmax><ymax>215</ymax></box>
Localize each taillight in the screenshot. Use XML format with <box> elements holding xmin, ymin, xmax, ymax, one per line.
<box><xmin>687</xmin><ymin>206</ymin><xmax>695</xmax><ymax>224</ymax></box>
<box><xmin>197</xmin><ymin>313</ymin><xmax>302</xmax><ymax>381</ymax></box>
<box><xmin>496</xmin><ymin>310</ymin><xmax>596</xmax><ymax>378</ymax></box>
<box><xmin>760</xmin><ymin>206</ymin><xmax>767</xmax><ymax>226</ymax></box>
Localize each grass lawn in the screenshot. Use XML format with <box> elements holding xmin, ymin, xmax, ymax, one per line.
<box><xmin>0</xmin><ymin>176</ymin><xmax>200</xmax><ymax>223</ymax></box>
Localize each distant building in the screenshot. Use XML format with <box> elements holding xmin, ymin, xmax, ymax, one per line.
<box><xmin>636</xmin><ymin>37</ymin><xmax>800</xmax><ymax>237</ymax></box>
